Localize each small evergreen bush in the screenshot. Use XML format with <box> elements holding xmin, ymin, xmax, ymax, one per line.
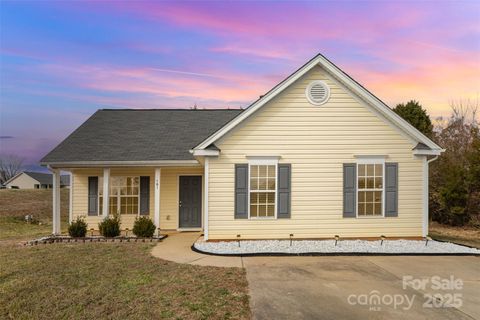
<box><xmin>132</xmin><ymin>216</ymin><xmax>156</xmax><ymax>237</ymax></box>
<box><xmin>98</xmin><ymin>214</ymin><xmax>121</xmax><ymax>237</ymax></box>
<box><xmin>68</xmin><ymin>217</ymin><xmax>87</xmax><ymax>237</ymax></box>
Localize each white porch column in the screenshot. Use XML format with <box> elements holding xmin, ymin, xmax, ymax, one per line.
<box><xmin>52</xmin><ymin>169</ymin><xmax>61</xmax><ymax>235</ymax></box>
<box><xmin>154</xmin><ymin>168</ymin><xmax>161</xmax><ymax>236</ymax></box>
<box><xmin>69</xmin><ymin>172</ymin><xmax>73</xmax><ymax>224</ymax></box>
<box><xmin>102</xmin><ymin>168</ymin><xmax>110</xmax><ymax>218</ymax></box>
<box><xmin>204</xmin><ymin>157</ymin><xmax>209</xmax><ymax>240</ymax></box>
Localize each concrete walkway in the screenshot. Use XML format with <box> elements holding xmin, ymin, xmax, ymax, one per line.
<box><xmin>151</xmin><ymin>232</ymin><xmax>243</xmax><ymax>268</ymax></box>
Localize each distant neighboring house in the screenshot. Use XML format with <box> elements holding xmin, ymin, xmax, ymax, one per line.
<box><xmin>4</xmin><ymin>171</ymin><xmax>70</xmax><ymax>189</ymax></box>
<box><xmin>41</xmin><ymin>54</ymin><xmax>443</xmax><ymax>239</ymax></box>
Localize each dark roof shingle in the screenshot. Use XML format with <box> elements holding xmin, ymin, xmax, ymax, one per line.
<box><xmin>41</xmin><ymin>109</ymin><xmax>242</xmax><ymax>163</ymax></box>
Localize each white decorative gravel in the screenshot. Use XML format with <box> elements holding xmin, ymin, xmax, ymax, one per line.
<box><xmin>194</xmin><ymin>239</ymin><xmax>480</xmax><ymax>255</ymax></box>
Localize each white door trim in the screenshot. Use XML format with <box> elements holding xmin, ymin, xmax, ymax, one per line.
<box><xmin>177</xmin><ymin>174</ymin><xmax>204</xmax><ymax>231</ymax></box>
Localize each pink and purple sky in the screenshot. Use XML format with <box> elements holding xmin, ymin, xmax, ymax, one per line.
<box><xmin>0</xmin><ymin>1</ymin><xmax>479</xmax><ymax>168</ymax></box>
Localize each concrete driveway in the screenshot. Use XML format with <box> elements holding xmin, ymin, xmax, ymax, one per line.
<box><xmin>244</xmin><ymin>255</ymin><xmax>480</xmax><ymax>320</ymax></box>
<box><xmin>152</xmin><ymin>233</ymin><xmax>480</xmax><ymax>319</ymax></box>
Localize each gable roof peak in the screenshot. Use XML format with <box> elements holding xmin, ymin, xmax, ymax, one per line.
<box><xmin>193</xmin><ymin>53</ymin><xmax>443</xmax><ymax>154</ymax></box>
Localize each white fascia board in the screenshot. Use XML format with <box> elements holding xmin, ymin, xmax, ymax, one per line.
<box><xmin>193</xmin><ymin>54</ymin><xmax>442</xmax><ymax>152</ymax></box>
<box><xmin>191</xmin><ymin>149</ymin><xmax>220</xmax><ymax>156</ymax></box>
<box><xmin>413</xmin><ymin>149</ymin><xmax>444</xmax><ymax>156</ymax></box>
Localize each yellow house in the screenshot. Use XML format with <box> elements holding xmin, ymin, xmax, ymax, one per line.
<box><xmin>41</xmin><ymin>54</ymin><xmax>443</xmax><ymax>240</ymax></box>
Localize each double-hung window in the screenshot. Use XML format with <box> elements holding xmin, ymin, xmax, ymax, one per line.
<box><xmin>249</xmin><ymin>162</ymin><xmax>277</xmax><ymax>218</ymax></box>
<box><xmin>99</xmin><ymin>176</ymin><xmax>140</xmax><ymax>215</ymax></box>
<box><xmin>357</xmin><ymin>162</ymin><xmax>384</xmax><ymax>216</ymax></box>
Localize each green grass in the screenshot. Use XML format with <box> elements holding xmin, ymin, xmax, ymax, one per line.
<box><xmin>0</xmin><ymin>243</ymin><xmax>250</xmax><ymax>320</ymax></box>
<box><xmin>0</xmin><ymin>216</ymin><xmax>57</xmax><ymax>240</ymax></box>
<box><xmin>0</xmin><ymin>189</ymin><xmax>69</xmax><ymax>240</ymax></box>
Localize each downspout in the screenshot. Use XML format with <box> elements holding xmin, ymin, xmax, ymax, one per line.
<box><xmin>423</xmin><ymin>155</ymin><xmax>439</xmax><ymax>237</ymax></box>
<box><xmin>427</xmin><ymin>156</ymin><xmax>438</xmax><ymax>165</ymax></box>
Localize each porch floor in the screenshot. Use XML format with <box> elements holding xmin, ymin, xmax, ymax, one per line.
<box><xmin>151</xmin><ymin>232</ymin><xmax>243</xmax><ymax>268</ymax></box>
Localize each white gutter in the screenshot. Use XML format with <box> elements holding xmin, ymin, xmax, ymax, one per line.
<box><xmin>427</xmin><ymin>156</ymin><xmax>439</xmax><ymax>164</ymax></box>
<box><xmin>413</xmin><ymin>149</ymin><xmax>445</xmax><ymax>156</ymax></box>
<box><xmin>190</xmin><ymin>149</ymin><xmax>220</xmax><ymax>156</ymax></box>
<box><xmin>42</xmin><ymin>160</ymin><xmax>201</xmax><ymax>168</ymax></box>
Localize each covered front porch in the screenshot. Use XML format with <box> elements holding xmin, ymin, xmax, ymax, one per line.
<box><xmin>50</xmin><ymin>164</ymin><xmax>206</xmax><ymax>236</ymax></box>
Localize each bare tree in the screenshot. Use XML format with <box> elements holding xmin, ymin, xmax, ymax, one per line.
<box><xmin>0</xmin><ymin>154</ymin><xmax>24</xmax><ymax>184</ymax></box>
<box><xmin>430</xmin><ymin>99</ymin><xmax>480</xmax><ymax>226</ymax></box>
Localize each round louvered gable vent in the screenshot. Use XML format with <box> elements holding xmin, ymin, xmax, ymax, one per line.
<box><xmin>306</xmin><ymin>80</ymin><xmax>330</xmax><ymax>105</ymax></box>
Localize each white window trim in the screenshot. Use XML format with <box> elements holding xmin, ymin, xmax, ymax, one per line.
<box><xmin>356</xmin><ymin>158</ymin><xmax>385</xmax><ymax>218</ymax></box>
<box><xmin>99</xmin><ymin>176</ymin><xmax>140</xmax><ymax>216</ymax></box>
<box><xmin>248</xmin><ymin>159</ymin><xmax>278</xmax><ymax>220</ymax></box>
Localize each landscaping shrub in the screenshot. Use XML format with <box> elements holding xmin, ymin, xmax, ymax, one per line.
<box><xmin>132</xmin><ymin>216</ymin><xmax>156</xmax><ymax>237</ymax></box>
<box><xmin>68</xmin><ymin>217</ymin><xmax>87</xmax><ymax>237</ymax></box>
<box><xmin>98</xmin><ymin>214</ymin><xmax>121</xmax><ymax>237</ymax></box>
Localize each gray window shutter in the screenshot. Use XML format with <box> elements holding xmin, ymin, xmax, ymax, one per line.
<box><xmin>140</xmin><ymin>176</ymin><xmax>150</xmax><ymax>215</ymax></box>
<box><xmin>277</xmin><ymin>164</ymin><xmax>291</xmax><ymax>218</ymax></box>
<box><xmin>385</xmin><ymin>163</ymin><xmax>398</xmax><ymax>217</ymax></box>
<box><xmin>343</xmin><ymin>164</ymin><xmax>356</xmax><ymax>218</ymax></box>
<box><xmin>88</xmin><ymin>177</ymin><xmax>98</xmax><ymax>216</ymax></box>
<box><xmin>234</xmin><ymin>164</ymin><xmax>248</xmax><ymax>219</ymax></box>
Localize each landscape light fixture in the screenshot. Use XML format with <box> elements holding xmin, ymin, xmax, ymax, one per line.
<box><xmin>380</xmin><ymin>235</ymin><xmax>386</xmax><ymax>246</ymax></box>
<box><xmin>425</xmin><ymin>236</ymin><xmax>432</xmax><ymax>246</ymax></box>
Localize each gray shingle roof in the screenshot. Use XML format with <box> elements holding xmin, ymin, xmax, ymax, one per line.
<box><xmin>40</xmin><ymin>109</ymin><xmax>243</xmax><ymax>163</ymax></box>
<box><xmin>413</xmin><ymin>142</ymin><xmax>431</xmax><ymax>150</ymax></box>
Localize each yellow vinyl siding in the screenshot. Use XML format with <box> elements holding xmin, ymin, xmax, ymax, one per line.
<box><xmin>207</xmin><ymin>65</ymin><xmax>424</xmax><ymax>239</ymax></box>
<box><xmin>71</xmin><ymin>167</ymin><xmax>203</xmax><ymax>230</ymax></box>
<box><xmin>159</xmin><ymin>167</ymin><xmax>204</xmax><ymax>230</ymax></box>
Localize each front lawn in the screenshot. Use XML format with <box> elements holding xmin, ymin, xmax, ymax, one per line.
<box><xmin>0</xmin><ymin>189</ymin><xmax>69</xmax><ymax>240</ymax></box>
<box><xmin>429</xmin><ymin>221</ymin><xmax>480</xmax><ymax>249</ymax></box>
<box><xmin>0</xmin><ymin>243</ymin><xmax>250</xmax><ymax>320</ymax></box>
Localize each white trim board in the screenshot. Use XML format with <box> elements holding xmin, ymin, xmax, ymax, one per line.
<box><xmin>191</xmin><ymin>149</ymin><xmax>219</xmax><ymax>157</ymax></box>
<box><xmin>193</xmin><ymin>54</ymin><xmax>443</xmax><ymax>153</ymax></box>
<box><xmin>43</xmin><ymin>160</ymin><xmax>201</xmax><ymax>168</ymax></box>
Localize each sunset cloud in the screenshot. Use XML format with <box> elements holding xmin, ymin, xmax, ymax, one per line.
<box><xmin>0</xmin><ymin>1</ymin><xmax>479</xmax><ymax>164</ymax></box>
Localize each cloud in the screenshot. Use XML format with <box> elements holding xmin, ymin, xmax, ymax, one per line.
<box><xmin>148</xmin><ymin>67</ymin><xmax>234</xmax><ymax>80</ymax></box>
<box><xmin>0</xmin><ymin>136</ymin><xmax>14</xmax><ymax>139</ymax></box>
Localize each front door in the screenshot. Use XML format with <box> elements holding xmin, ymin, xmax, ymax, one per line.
<box><xmin>179</xmin><ymin>176</ymin><xmax>202</xmax><ymax>228</ymax></box>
